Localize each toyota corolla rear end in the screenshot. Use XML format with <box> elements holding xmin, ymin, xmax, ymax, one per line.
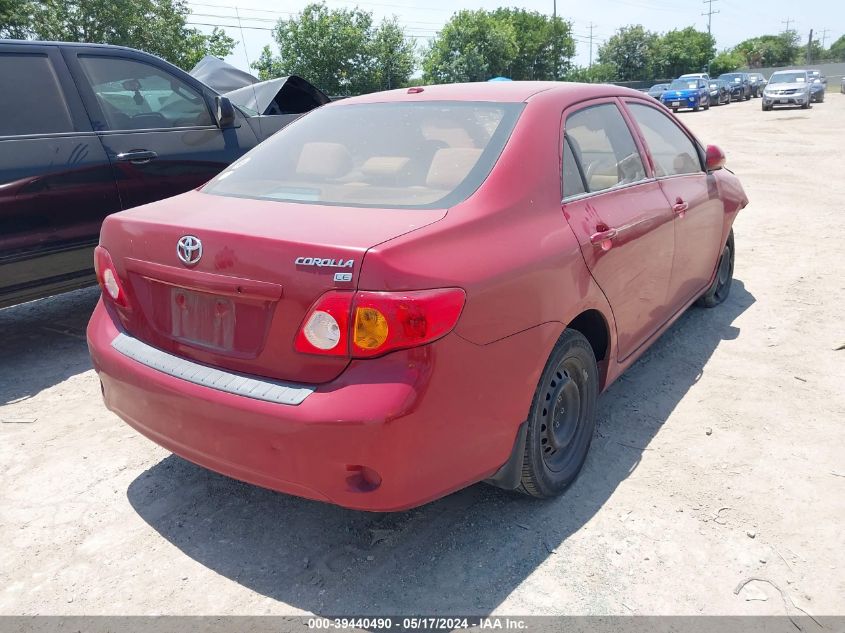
<box><xmin>87</xmin><ymin>96</ymin><xmax>528</xmax><ymax>510</ymax></box>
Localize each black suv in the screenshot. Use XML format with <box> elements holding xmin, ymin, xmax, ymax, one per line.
<box><xmin>0</xmin><ymin>41</ymin><xmax>326</xmax><ymax>309</ymax></box>
<box><xmin>717</xmin><ymin>72</ymin><xmax>752</xmax><ymax>101</ymax></box>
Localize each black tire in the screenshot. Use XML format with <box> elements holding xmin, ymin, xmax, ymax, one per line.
<box><xmin>745</xmin><ymin>92</ymin><xmax>751</xmax><ymax>101</ymax></box>
<box><xmin>697</xmin><ymin>230</ymin><xmax>735</xmax><ymax>308</ymax></box>
<box><xmin>693</xmin><ymin>104</ymin><xmax>700</xmax><ymax>112</ymax></box>
<box><xmin>518</xmin><ymin>329</ymin><xmax>598</xmax><ymax>498</ymax></box>
<box><xmin>762</xmin><ymin>103</ymin><xmax>768</xmax><ymax>111</ymax></box>
<box><xmin>802</xmin><ymin>100</ymin><xmax>810</xmax><ymax>109</ymax></box>
<box><xmin>703</xmin><ymin>98</ymin><xmax>710</xmax><ymax>110</ymax></box>
<box><xmin>672</xmin><ymin>108</ymin><xmax>678</xmax><ymax>113</ymax></box>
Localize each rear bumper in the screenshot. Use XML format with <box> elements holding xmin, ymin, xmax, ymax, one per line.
<box><xmin>88</xmin><ymin>299</ymin><xmax>556</xmax><ymax>510</ymax></box>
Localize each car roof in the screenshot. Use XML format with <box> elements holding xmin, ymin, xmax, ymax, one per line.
<box><xmin>330</xmin><ymin>81</ymin><xmax>647</xmax><ymax>106</ymax></box>
<box><xmin>0</xmin><ymin>39</ymin><xmax>144</xmax><ymax>55</ymax></box>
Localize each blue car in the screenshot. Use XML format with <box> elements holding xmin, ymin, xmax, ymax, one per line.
<box><xmin>660</xmin><ymin>78</ymin><xmax>710</xmax><ymax>112</ymax></box>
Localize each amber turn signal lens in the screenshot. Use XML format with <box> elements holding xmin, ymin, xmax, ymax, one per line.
<box><xmin>354</xmin><ymin>307</ymin><xmax>389</xmax><ymax>350</ymax></box>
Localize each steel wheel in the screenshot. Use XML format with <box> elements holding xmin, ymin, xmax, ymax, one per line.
<box><xmin>518</xmin><ymin>329</ymin><xmax>598</xmax><ymax>498</ymax></box>
<box><xmin>697</xmin><ymin>230</ymin><xmax>735</xmax><ymax>308</ymax></box>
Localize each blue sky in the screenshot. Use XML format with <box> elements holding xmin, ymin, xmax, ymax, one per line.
<box><xmin>186</xmin><ymin>0</ymin><xmax>844</xmax><ymax>74</ymax></box>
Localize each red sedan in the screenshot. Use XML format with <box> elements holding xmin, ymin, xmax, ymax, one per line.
<box><xmin>87</xmin><ymin>81</ymin><xmax>748</xmax><ymax>511</ymax></box>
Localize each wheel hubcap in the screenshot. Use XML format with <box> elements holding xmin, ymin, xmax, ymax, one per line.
<box><xmin>717</xmin><ymin>244</ymin><xmax>731</xmax><ymax>286</ymax></box>
<box><xmin>540</xmin><ymin>362</ymin><xmax>585</xmax><ymax>472</ymax></box>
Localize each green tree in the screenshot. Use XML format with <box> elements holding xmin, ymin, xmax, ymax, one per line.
<box><xmin>565</xmin><ymin>63</ymin><xmax>617</xmax><ymax>83</ymax></box>
<box><xmin>369</xmin><ymin>17</ymin><xmax>416</xmax><ymax>91</ymax></box>
<box><xmin>733</xmin><ymin>32</ymin><xmax>800</xmax><ymax>67</ymax></box>
<box><xmin>709</xmin><ymin>49</ymin><xmax>744</xmax><ymax>76</ymax></box>
<box><xmin>653</xmin><ymin>27</ymin><xmax>714</xmax><ymax>78</ymax></box>
<box><xmin>422</xmin><ymin>10</ymin><xmax>517</xmax><ymax>83</ymax></box>
<box><xmin>422</xmin><ymin>8</ymin><xmax>574</xmax><ymax>83</ymax></box>
<box><xmin>0</xmin><ymin>0</ymin><xmax>33</xmax><ymax>38</ymax></box>
<box><xmin>596</xmin><ymin>25</ymin><xmax>659</xmax><ymax>81</ymax></box>
<box><xmin>797</xmin><ymin>36</ymin><xmax>824</xmax><ymax>64</ymax></box>
<box><xmin>490</xmin><ymin>8</ymin><xmax>574</xmax><ymax>79</ymax></box>
<box><xmin>23</xmin><ymin>0</ymin><xmax>235</xmax><ymax>70</ymax></box>
<box><xmin>255</xmin><ymin>3</ymin><xmax>414</xmax><ymax>95</ymax></box>
<box><xmin>828</xmin><ymin>34</ymin><xmax>845</xmax><ymax>61</ymax></box>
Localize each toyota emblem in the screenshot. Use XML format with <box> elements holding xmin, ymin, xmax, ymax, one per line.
<box><xmin>176</xmin><ymin>235</ymin><xmax>202</xmax><ymax>266</ymax></box>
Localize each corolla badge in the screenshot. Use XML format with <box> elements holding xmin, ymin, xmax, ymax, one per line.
<box><xmin>177</xmin><ymin>235</ymin><xmax>203</xmax><ymax>266</ymax></box>
<box><xmin>294</xmin><ymin>257</ymin><xmax>354</xmax><ymax>268</ymax></box>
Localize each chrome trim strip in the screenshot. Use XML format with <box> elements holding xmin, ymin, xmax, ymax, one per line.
<box><xmin>110</xmin><ymin>333</ymin><xmax>314</xmax><ymax>406</ymax></box>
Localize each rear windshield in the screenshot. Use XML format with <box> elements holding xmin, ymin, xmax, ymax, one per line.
<box><xmin>203</xmin><ymin>101</ymin><xmax>523</xmax><ymax>209</ymax></box>
<box><xmin>719</xmin><ymin>73</ymin><xmax>743</xmax><ymax>82</ymax></box>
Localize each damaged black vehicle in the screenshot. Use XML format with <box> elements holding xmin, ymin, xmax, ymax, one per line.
<box><xmin>0</xmin><ymin>42</ymin><xmax>328</xmax><ymax>309</ymax></box>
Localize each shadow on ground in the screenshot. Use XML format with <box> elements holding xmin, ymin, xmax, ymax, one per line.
<box><xmin>127</xmin><ymin>281</ymin><xmax>755</xmax><ymax>614</ymax></box>
<box><xmin>0</xmin><ymin>286</ymin><xmax>99</xmax><ymax>405</ymax></box>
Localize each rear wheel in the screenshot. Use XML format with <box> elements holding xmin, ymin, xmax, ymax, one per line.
<box><xmin>518</xmin><ymin>330</ymin><xmax>598</xmax><ymax>498</ymax></box>
<box><xmin>697</xmin><ymin>230</ymin><xmax>734</xmax><ymax>308</ymax></box>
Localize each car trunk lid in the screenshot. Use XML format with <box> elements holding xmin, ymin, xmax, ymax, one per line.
<box><xmin>100</xmin><ymin>190</ymin><xmax>446</xmax><ymax>384</ymax></box>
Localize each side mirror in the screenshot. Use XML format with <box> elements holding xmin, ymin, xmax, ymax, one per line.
<box><xmin>705</xmin><ymin>144</ymin><xmax>726</xmax><ymax>171</ymax></box>
<box><xmin>214</xmin><ymin>95</ymin><xmax>236</xmax><ymax>129</ymax></box>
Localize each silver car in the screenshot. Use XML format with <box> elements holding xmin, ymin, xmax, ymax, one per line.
<box><xmin>762</xmin><ymin>70</ymin><xmax>812</xmax><ymax>111</ymax></box>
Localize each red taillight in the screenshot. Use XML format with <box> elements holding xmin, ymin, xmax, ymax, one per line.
<box><xmin>295</xmin><ymin>288</ymin><xmax>465</xmax><ymax>358</ymax></box>
<box><xmin>94</xmin><ymin>246</ymin><xmax>128</xmax><ymax>307</ymax></box>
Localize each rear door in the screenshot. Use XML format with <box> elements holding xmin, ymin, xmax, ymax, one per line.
<box><xmin>62</xmin><ymin>47</ymin><xmax>256</xmax><ymax>211</ymax></box>
<box><xmin>0</xmin><ymin>43</ymin><xmax>120</xmax><ymax>306</ymax></box>
<box><xmin>560</xmin><ymin>99</ymin><xmax>676</xmax><ymax>360</ymax></box>
<box><xmin>623</xmin><ymin>100</ymin><xmax>725</xmax><ymax>310</ymax></box>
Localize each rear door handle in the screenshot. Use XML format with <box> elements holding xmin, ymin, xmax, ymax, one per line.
<box><xmin>590</xmin><ymin>228</ymin><xmax>618</xmax><ymax>245</ymax></box>
<box><xmin>116</xmin><ymin>150</ymin><xmax>158</xmax><ymax>164</ymax></box>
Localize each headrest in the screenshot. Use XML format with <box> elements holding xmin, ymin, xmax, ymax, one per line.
<box><xmin>361</xmin><ymin>156</ymin><xmax>411</xmax><ymax>178</ymax></box>
<box><xmin>426</xmin><ymin>148</ymin><xmax>483</xmax><ymax>190</ymax></box>
<box><xmin>296</xmin><ymin>142</ymin><xmax>352</xmax><ymax>178</ymax></box>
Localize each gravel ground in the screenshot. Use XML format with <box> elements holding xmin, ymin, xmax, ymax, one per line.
<box><xmin>1</xmin><ymin>95</ymin><xmax>843</xmax><ymax>617</ymax></box>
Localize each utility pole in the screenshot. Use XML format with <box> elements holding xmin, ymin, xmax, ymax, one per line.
<box><xmin>588</xmin><ymin>22</ymin><xmax>596</xmax><ymax>69</ymax></box>
<box><xmin>782</xmin><ymin>17</ymin><xmax>794</xmax><ymax>33</ymax></box>
<box><xmin>820</xmin><ymin>28</ymin><xmax>831</xmax><ymax>49</ymax></box>
<box><xmin>702</xmin><ymin>0</ymin><xmax>719</xmax><ymax>38</ymax></box>
<box><xmin>702</xmin><ymin>0</ymin><xmax>718</xmax><ymax>74</ymax></box>
<box><xmin>552</xmin><ymin>0</ymin><xmax>558</xmax><ymax>80</ymax></box>
<box><xmin>806</xmin><ymin>29</ymin><xmax>814</xmax><ymax>64</ymax></box>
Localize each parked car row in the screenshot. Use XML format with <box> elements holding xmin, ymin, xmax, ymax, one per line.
<box><xmin>648</xmin><ymin>68</ymin><xmax>833</xmax><ymax>113</ymax></box>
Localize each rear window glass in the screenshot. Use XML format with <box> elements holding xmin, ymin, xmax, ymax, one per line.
<box><xmin>203</xmin><ymin>101</ymin><xmax>523</xmax><ymax>209</ymax></box>
<box><xmin>0</xmin><ymin>54</ymin><xmax>74</xmax><ymax>136</ymax></box>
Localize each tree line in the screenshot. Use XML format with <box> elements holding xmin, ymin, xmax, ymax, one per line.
<box><xmin>3</xmin><ymin>0</ymin><xmax>844</xmax><ymax>93</ymax></box>
<box><xmin>0</xmin><ymin>0</ymin><xmax>237</xmax><ymax>70</ymax></box>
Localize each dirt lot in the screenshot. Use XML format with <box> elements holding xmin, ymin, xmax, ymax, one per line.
<box><xmin>1</xmin><ymin>95</ymin><xmax>844</xmax><ymax>618</ymax></box>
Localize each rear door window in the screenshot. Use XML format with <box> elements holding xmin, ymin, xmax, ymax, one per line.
<box><xmin>562</xmin><ymin>136</ymin><xmax>587</xmax><ymax>199</ymax></box>
<box><xmin>0</xmin><ymin>54</ymin><xmax>74</xmax><ymax>136</ymax></box>
<box><xmin>77</xmin><ymin>56</ymin><xmax>213</xmax><ymax>130</ymax></box>
<box><xmin>626</xmin><ymin>103</ymin><xmax>702</xmax><ymax>177</ymax></box>
<box><xmin>564</xmin><ymin>103</ymin><xmax>646</xmax><ymax>193</ymax></box>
